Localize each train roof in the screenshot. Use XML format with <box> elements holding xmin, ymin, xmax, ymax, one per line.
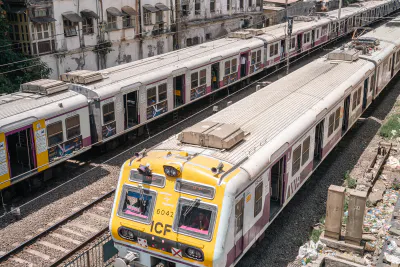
<box><xmin>81</xmin><ymin>37</ymin><xmax>264</xmax><ymax>99</ymax></box>
<box><xmin>0</xmin><ymin>89</ymin><xmax>87</xmax><ymax>132</ymax></box>
<box><xmin>155</xmin><ymin>53</ymin><xmax>374</xmax><ymax>165</ymax></box>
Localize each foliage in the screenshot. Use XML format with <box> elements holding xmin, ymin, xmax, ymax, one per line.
<box><xmin>392</xmin><ymin>179</ymin><xmax>400</xmax><ymax>190</ymax></box>
<box><xmin>310</xmin><ymin>228</ymin><xmax>323</xmax><ymax>243</ymax></box>
<box><xmin>0</xmin><ymin>5</ymin><xmax>51</xmax><ymax>94</ymax></box>
<box><xmin>345</xmin><ymin>170</ymin><xmax>357</xmax><ymax>189</ymax></box>
<box><xmin>380</xmin><ymin>114</ymin><xmax>400</xmax><ymax>139</ymax></box>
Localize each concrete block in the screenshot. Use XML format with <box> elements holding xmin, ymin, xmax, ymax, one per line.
<box><xmin>320</xmin><ymin>232</ymin><xmax>364</xmax><ymax>255</ymax></box>
<box><xmin>325</xmin><ymin>185</ymin><xmax>346</xmax><ymax>240</ymax></box>
<box><xmin>325</xmin><ymin>256</ymin><xmax>366</xmax><ymax>267</ymax></box>
<box><xmin>345</xmin><ymin>190</ymin><xmax>367</xmax><ymax>245</ymax></box>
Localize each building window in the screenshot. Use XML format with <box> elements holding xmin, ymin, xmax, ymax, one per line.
<box><xmin>195</xmin><ymin>0</ymin><xmax>201</xmax><ymax>14</ymax></box>
<box><xmin>66</xmin><ymin>115</ymin><xmax>81</xmax><ymax>140</ymax></box>
<box><xmin>123</xmin><ymin>15</ymin><xmax>135</xmax><ymax>28</ymax></box>
<box><xmin>231</xmin><ymin>58</ymin><xmax>237</xmax><ymax>73</ymax></box>
<box><xmin>210</xmin><ymin>0</ymin><xmax>215</xmax><ymax>12</ymax></box>
<box><xmin>103</xmin><ymin>102</ymin><xmax>115</xmax><ymax>125</ymax></box>
<box><xmin>182</xmin><ymin>4</ymin><xmax>189</xmax><ymax>16</ymax></box>
<box><xmin>249</xmin><ymin>0</ymin><xmax>252</xmax><ymax>6</ymax></box>
<box><xmin>47</xmin><ymin>121</ymin><xmax>63</xmax><ymax>147</ymax></box>
<box><xmin>240</xmin><ymin>0</ymin><xmax>244</xmax><ymax>9</ymax></box>
<box><xmin>225</xmin><ymin>61</ymin><xmax>231</xmax><ymax>75</ymax></box>
<box><xmin>186</xmin><ymin>38</ymin><xmax>192</xmax><ymax>46</ymax></box>
<box><xmin>144</xmin><ymin>11</ymin><xmax>152</xmax><ymax>25</ymax></box>
<box><xmin>227</xmin><ymin>0</ymin><xmax>230</xmax><ymax>11</ymax></box>
<box><xmin>193</xmin><ymin>36</ymin><xmax>199</xmax><ymax>45</ymax></box>
<box><xmin>206</xmin><ymin>33</ymin><xmax>211</xmax><ymax>40</ymax></box>
<box><xmin>256</xmin><ymin>0</ymin><xmax>261</xmax><ymax>6</ymax></box>
<box><xmin>254</xmin><ymin>182</ymin><xmax>263</xmax><ymax>217</ymax></box>
<box><xmin>82</xmin><ymin>17</ymin><xmax>94</xmax><ymax>34</ymax></box>
<box><xmin>64</xmin><ymin>19</ymin><xmax>77</xmax><ymax>37</ymax></box>
<box><xmin>334</xmin><ymin>108</ymin><xmax>340</xmax><ymax>130</ymax></box>
<box><xmin>156</xmin><ymin>11</ymin><xmax>163</xmax><ymax>22</ymax></box>
<box><xmin>292</xmin><ymin>145</ymin><xmax>301</xmax><ymax>175</ymax></box>
<box><xmin>107</xmin><ymin>13</ymin><xmax>118</xmax><ymax>29</ymax></box>
<box><xmin>301</xmin><ymin>137</ymin><xmax>310</xmax><ymax>165</ymax></box>
<box><xmin>34</xmin><ymin>8</ymin><xmax>47</xmax><ymax>17</ymax></box>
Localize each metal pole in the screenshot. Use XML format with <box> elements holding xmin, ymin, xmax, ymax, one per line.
<box><xmin>338</xmin><ymin>0</ymin><xmax>342</xmax><ymax>34</ymax></box>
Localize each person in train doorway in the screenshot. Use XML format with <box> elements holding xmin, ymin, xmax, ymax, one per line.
<box><xmin>211</xmin><ymin>69</ymin><xmax>218</xmax><ymax>89</ymax></box>
<box><xmin>191</xmin><ymin>212</ymin><xmax>210</xmax><ymax>231</ymax></box>
<box><xmin>241</xmin><ymin>56</ymin><xmax>246</xmax><ymax>77</ymax></box>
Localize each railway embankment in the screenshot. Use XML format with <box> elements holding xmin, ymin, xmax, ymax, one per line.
<box><xmin>287</xmin><ymin>96</ymin><xmax>400</xmax><ymax>267</ymax></box>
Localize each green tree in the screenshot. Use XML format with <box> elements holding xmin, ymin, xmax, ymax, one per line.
<box><xmin>0</xmin><ymin>5</ymin><xmax>52</xmax><ymax>94</ymax></box>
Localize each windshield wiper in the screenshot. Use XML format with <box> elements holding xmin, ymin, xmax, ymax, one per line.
<box><xmin>183</xmin><ymin>198</ymin><xmax>200</xmax><ymax>217</ymax></box>
<box><xmin>138</xmin><ymin>185</ymin><xmax>147</xmax><ymax>213</ymax></box>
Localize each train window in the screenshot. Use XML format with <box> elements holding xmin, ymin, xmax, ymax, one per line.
<box><xmin>103</xmin><ymin>102</ymin><xmax>115</xmax><ymax>125</ymax></box>
<box><xmin>370</xmin><ymin>76</ymin><xmax>375</xmax><ymax>92</ymax></box>
<box><xmin>47</xmin><ymin>121</ymin><xmax>63</xmax><ymax>147</ymax></box>
<box><xmin>357</xmin><ymin>87</ymin><xmax>362</xmax><ymax>106</ymax></box>
<box><xmin>269</xmin><ymin>43</ymin><xmax>278</xmax><ymax>57</ymax></box>
<box><xmin>173</xmin><ymin>198</ymin><xmax>217</xmax><ymax>240</ymax></box>
<box><xmin>292</xmin><ymin>145</ymin><xmax>301</xmax><ymax>176</ymax></box>
<box><xmin>147</xmin><ymin>87</ymin><xmax>157</xmax><ymax>106</ymax></box>
<box><xmin>200</xmin><ymin>69</ymin><xmax>206</xmax><ymax>85</ymax></box>
<box><xmin>235</xmin><ymin>198</ymin><xmax>244</xmax><ymax>234</ymax></box>
<box><xmin>301</xmin><ymin>137</ymin><xmax>310</xmax><ymax>166</ymax></box>
<box><xmin>256</xmin><ymin>50</ymin><xmax>261</xmax><ymax>63</ymax></box>
<box><xmin>254</xmin><ymin>181</ymin><xmax>263</xmax><ymax>217</ymax></box>
<box><xmin>328</xmin><ymin>113</ymin><xmax>334</xmax><ymax>136</ymax></box>
<box><xmin>224</xmin><ymin>61</ymin><xmax>230</xmax><ymax>75</ymax></box>
<box><xmin>396</xmin><ymin>51</ymin><xmax>400</xmax><ymax>64</ymax></box>
<box><xmin>66</xmin><ymin>115</ymin><xmax>81</xmax><ymax>140</ymax></box>
<box><xmin>316</xmin><ymin>29</ymin><xmax>320</xmax><ymax>39</ymax></box>
<box><xmin>334</xmin><ymin>108</ymin><xmax>340</xmax><ymax>130</ymax></box>
<box><xmin>352</xmin><ymin>91</ymin><xmax>357</xmax><ymax>111</ymax></box>
<box><xmin>158</xmin><ymin>83</ymin><xmax>167</xmax><ymax>102</ymax></box>
<box><xmin>251</xmin><ymin>52</ymin><xmax>256</xmax><ymax>64</ymax></box>
<box><xmin>290</xmin><ymin>37</ymin><xmax>296</xmax><ymax>50</ymax></box>
<box><xmin>118</xmin><ymin>185</ymin><xmax>156</xmax><ymax>223</ymax></box>
<box><xmin>231</xmin><ymin>59</ymin><xmax>237</xmax><ymax>73</ymax></box>
<box><xmin>191</xmin><ymin>72</ymin><xmax>198</xmax><ymax>89</ymax></box>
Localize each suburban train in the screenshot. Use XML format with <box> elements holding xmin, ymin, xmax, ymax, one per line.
<box><xmin>109</xmin><ymin>13</ymin><xmax>400</xmax><ymax>267</ymax></box>
<box><xmin>0</xmin><ymin>0</ymin><xmax>398</xmax><ymax>191</ymax></box>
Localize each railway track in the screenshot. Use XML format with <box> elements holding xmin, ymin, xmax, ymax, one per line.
<box><xmin>0</xmin><ymin>190</ymin><xmax>114</xmax><ymax>267</ymax></box>
<box><xmin>0</xmin><ymin>13</ymin><xmax>399</xmax><ymax>266</ymax></box>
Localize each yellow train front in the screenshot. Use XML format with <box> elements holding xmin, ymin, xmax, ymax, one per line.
<box><xmin>110</xmin><ymin>149</ymin><xmax>237</xmax><ymax>267</ymax></box>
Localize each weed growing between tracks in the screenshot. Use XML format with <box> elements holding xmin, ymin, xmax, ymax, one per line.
<box><xmin>379</xmin><ymin>114</ymin><xmax>400</xmax><ymax>138</ymax></box>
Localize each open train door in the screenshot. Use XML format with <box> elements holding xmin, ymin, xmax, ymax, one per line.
<box><xmin>362</xmin><ymin>78</ymin><xmax>368</xmax><ymax>110</ymax></box>
<box><xmin>313</xmin><ymin>120</ymin><xmax>324</xmax><ymax>168</ymax></box>
<box><xmin>234</xmin><ymin>196</ymin><xmax>244</xmax><ymax>259</ymax></box>
<box><xmin>342</xmin><ymin>95</ymin><xmax>351</xmax><ymax>135</ymax></box>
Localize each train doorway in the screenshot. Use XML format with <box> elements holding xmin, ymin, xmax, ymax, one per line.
<box><xmin>342</xmin><ymin>95</ymin><xmax>351</xmax><ymax>135</ymax></box>
<box><xmin>124</xmin><ymin>91</ymin><xmax>138</xmax><ymax>129</ymax></box>
<box><xmin>234</xmin><ymin>196</ymin><xmax>244</xmax><ymax>259</ymax></box>
<box><xmin>173</xmin><ymin>75</ymin><xmax>185</xmax><ymax>108</ymax></box>
<box><xmin>240</xmin><ymin>53</ymin><xmax>248</xmax><ymax>78</ymax></box>
<box><xmin>211</xmin><ymin>63</ymin><xmax>219</xmax><ymax>90</ymax></box>
<box><xmin>297</xmin><ymin>34</ymin><xmax>302</xmax><ymax>52</ymax></box>
<box><xmin>313</xmin><ymin>120</ymin><xmax>324</xmax><ymax>168</ymax></box>
<box><xmin>270</xmin><ymin>155</ymin><xmax>286</xmax><ymax>219</ymax></box>
<box><xmin>362</xmin><ymin>78</ymin><xmax>368</xmax><ymax>110</ymax></box>
<box><xmin>6</xmin><ymin>128</ymin><xmax>36</xmax><ymax>178</ymax></box>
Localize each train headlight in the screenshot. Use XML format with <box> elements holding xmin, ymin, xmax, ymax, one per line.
<box><xmin>118</xmin><ymin>227</ymin><xmax>137</xmax><ymax>241</ymax></box>
<box><xmin>185</xmin><ymin>247</ymin><xmax>204</xmax><ymax>261</ymax></box>
<box><xmin>163</xmin><ymin>164</ymin><xmax>181</xmax><ymax>177</ymax></box>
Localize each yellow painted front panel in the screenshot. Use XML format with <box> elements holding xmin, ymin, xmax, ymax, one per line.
<box><xmin>0</xmin><ymin>133</ymin><xmax>10</xmax><ymax>190</ymax></box>
<box><xmin>111</xmin><ymin>151</ymin><xmax>239</xmax><ymax>267</ymax></box>
<box><xmin>33</xmin><ymin>120</ymin><xmax>49</xmax><ymax>172</ymax></box>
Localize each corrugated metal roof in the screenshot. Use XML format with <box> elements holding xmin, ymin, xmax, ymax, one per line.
<box><xmin>0</xmin><ymin>90</ymin><xmax>80</xmax><ymax>120</ymax></box>
<box><xmin>154</xmin><ymin>57</ymin><xmax>371</xmax><ymax>164</ymax></box>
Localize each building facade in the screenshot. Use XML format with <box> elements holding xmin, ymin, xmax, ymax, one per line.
<box><xmin>4</xmin><ymin>0</ymin><xmax>262</xmax><ymax>78</ymax></box>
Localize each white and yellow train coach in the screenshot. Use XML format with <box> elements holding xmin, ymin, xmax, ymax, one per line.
<box><xmin>109</xmin><ymin>15</ymin><xmax>400</xmax><ymax>267</ymax></box>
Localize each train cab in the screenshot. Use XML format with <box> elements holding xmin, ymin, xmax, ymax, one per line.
<box><xmin>110</xmin><ymin>149</ymin><xmax>239</xmax><ymax>267</ymax></box>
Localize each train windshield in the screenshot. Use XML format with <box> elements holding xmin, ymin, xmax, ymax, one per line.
<box><xmin>174</xmin><ymin>198</ymin><xmax>217</xmax><ymax>240</ymax></box>
<box><xmin>118</xmin><ymin>185</ymin><xmax>156</xmax><ymax>223</ymax></box>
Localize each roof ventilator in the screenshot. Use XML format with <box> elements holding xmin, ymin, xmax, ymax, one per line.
<box><xmin>20</xmin><ymin>79</ymin><xmax>69</xmax><ymax>95</ymax></box>
<box><xmin>228</xmin><ymin>31</ymin><xmax>253</xmax><ymax>39</ymax></box>
<box><xmin>60</xmin><ymin>70</ymin><xmax>103</xmax><ymax>84</ymax></box>
<box><xmin>293</xmin><ymin>16</ymin><xmax>313</xmax><ymax>22</ymax></box>
<box><xmin>178</xmin><ymin>121</ymin><xmax>245</xmax><ymax>149</ymax></box>
<box><xmin>327</xmin><ymin>49</ymin><xmax>361</xmax><ymax>61</ymax></box>
<box><xmin>350</xmin><ymin>37</ymin><xmax>380</xmax><ymax>55</ymax></box>
<box><xmin>246</xmin><ymin>28</ymin><xmax>264</xmax><ymax>36</ymax></box>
